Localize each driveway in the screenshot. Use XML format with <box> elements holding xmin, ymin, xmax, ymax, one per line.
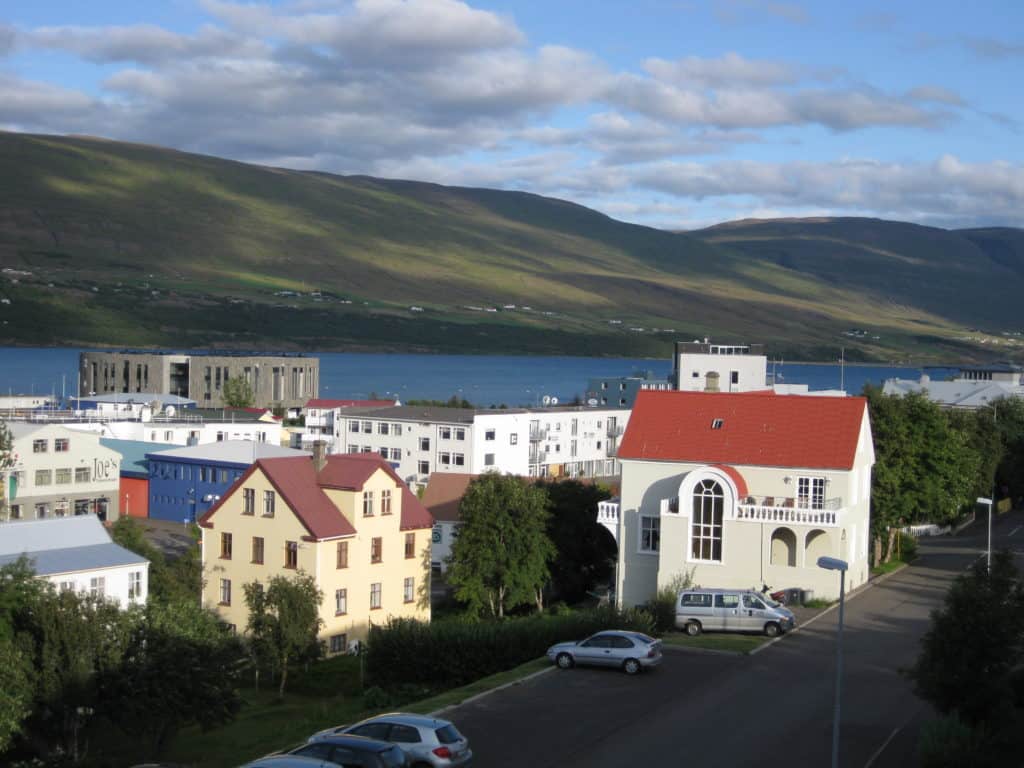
<box><xmin>444</xmin><ymin>511</ymin><xmax>1023</xmax><ymax>768</ymax></box>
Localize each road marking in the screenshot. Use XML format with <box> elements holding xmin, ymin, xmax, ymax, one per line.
<box><xmin>863</xmin><ymin>726</ymin><xmax>903</xmax><ymax>768</ymax></box>
<box><xmin>1010</xmin><ymin>525</ymin><xmax>1021</xmax><ymax>537</ymax></box>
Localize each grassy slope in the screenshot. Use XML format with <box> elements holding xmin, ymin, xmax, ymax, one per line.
<box><xmin>0</xmin><ymin>131</ymin><xmax>1020</xmax><ymax>359</ymax></box>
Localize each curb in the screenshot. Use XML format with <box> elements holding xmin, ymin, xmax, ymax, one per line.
<box><xmin>429</xmin><ymin>664</ymin><xmax>554</xmax><ymax>718</ymax></box>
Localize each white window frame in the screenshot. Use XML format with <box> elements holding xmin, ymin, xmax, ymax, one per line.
<box><xmin>689</xmin><ymin>478</ymin><xmax>725</xmax><ymax>563</ymax></box>
<box><xmin>797</xmin><ymin>476</ymin><xmax>826</xmax><ymax>510</ymax></box>
<box><xmin>639</xmin><ymin>516</ymin><xmax>660</xmax><ymax>554</ymax></box>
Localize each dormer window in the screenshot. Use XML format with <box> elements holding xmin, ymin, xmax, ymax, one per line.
<box><xmin>711</xmin><ymin>418</ymin><xmax>724</xmax><ymax>429</ymax></box>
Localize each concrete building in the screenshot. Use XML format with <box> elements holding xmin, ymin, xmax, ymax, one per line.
<box><xmin>146</xmin><ymin>441</ymin><xmax>311</xmax><ymax>522</ymax></box>
<box><xmin>100</xmin><ymin>438</ymin><xmax>177</xmax><ymax>519</ymax></box>
<box><xmin>883</xmin><ymin>364</ymin><xmax>1024</xmax><ymax>409</ymax></box>
<box><xmin>0</xmin><ymin>516</ymin><xmax>149</xmax><ymax>608</ymax></box>
<box><xmin>585</xmin><ymin>371</ymin><xmax>672</xmax><ymax>409</ymax></box>
<box><xmin>305</xmin><ymin>404</ymin><xmax>629</xmax><ymax>487</ymax></box>
<box><xmin>608</xmin><ymin>390</ymin><xmax>874</xmax><ymax>605</ymax></box>
<box><xmin>671</xmin><ymin>340</ymin><xmax>769</xmax><ymax>392</ymax></box>
<box><xmin>78</xmin><ymin>351</ymin><xmax>319</xmax><ymax>410</ymax></box>
<box><xmin>198</xmin><ymin>450</ymin><xmax>434</xmax><ymax>648</ymax></box>
<box><xmin>2</xmin><ymin>422</ymin><xmax>122</xmax><ymax>522</ymax></box>
<box><xmin>61</xmin><ymin>409</ymin><xmax>284</xmax><ymax>447</ymax></box>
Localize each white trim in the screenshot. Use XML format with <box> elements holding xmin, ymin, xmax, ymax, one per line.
<box><xmin>637</xmin><ymin>515</ymin><xmax>660</xmax><ymax>555</ymax></box>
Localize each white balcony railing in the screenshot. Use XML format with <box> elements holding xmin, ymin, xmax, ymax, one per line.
<box><xmin>597</xmin><ymin>500</ymin><xmax>620</xmax><ymax>526</ymax></box>
<box><xmin>658</xmin><ymin>494</ymin><xmax>843</xmax><ymax>527</ymax></box>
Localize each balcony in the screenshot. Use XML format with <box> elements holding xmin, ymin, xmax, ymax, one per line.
<box><xmin>605</xmin><ymin>441</ymin><xmax>618</xmax><ymax>457</ymax></box>
<box><xmin>606</xmin><ymin>424</ymin><xmax>624</xmax><ymax>438</ymax></box>
<box><xmin>529</xmin><ymin>446</ymin><xmax>548</xmax><ymax>464</ymax></box>
<box><xmin>529</xmin><ymin>425</ymin><xmax>549</xmax><ymax>442</ymax></box>
<box><xmin>736</xmin><ymin>495</ymin><xmax>842</xmax><ymax>527</ymax></box>
<box><xmin>597</xmin><ymin>499</ymin><xmax>619</xmax><ymax>526</ymax></box>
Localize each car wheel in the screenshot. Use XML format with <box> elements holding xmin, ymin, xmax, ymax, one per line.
<box><xmin>556</xmin><ymin>652</ymin><xmax>574</xmax><ymax>669</ymax></box>
<box><xmin>764</xmin><ymin>622</ymin><xmax>781</xmax><ymax>638</ymax></box>
<box><xmin>685</xmin><ymin>620</ymin><xmax>702</xmax><ymax>637</ymax></box>
<box><xmin>623</xmin><ymin>658</ymin><xmax>641</xmax><ymax>675</ymax></box>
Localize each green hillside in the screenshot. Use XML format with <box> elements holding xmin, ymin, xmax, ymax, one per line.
<box><xmin>0</xmin><ymin>130</ymin><xmax>1020</xmax><ymax>362</ymax></box>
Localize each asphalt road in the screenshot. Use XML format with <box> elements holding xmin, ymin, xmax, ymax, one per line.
<box><xmin>445</xmin><ymin>510</ymin><xmax>1024</xmax><ymax>768</ymax></box>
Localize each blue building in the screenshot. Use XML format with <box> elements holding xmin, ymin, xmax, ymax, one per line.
<box><xmin>585</xmin><ymin>370</ymin><xmax>672</xmax><ymax>409</ymax></box>
<box><xmin>146</xmin><ymin>441</ymin><xmax>310</xmax><ymax>522</ymax></box>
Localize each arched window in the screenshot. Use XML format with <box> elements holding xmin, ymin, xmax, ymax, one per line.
<box><xmin>691</xmin><ymin>479</ymin><xmax>724</xmax><ymax>562</ymax></box>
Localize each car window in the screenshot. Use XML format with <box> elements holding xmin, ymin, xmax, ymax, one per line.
<box><xmin>742</xmin><ymin>595</ymin><xmax>767</xmax><ymax>609</ymax></box>
<box><xmin>388</xmin><ymin>724</ymin><xmax>421</xmax><ymax>743</ymax></box>
<box><xmin>580</xmin><ymin>635</ymin><xmax>610</xmax><ymax>648</ymax></box>
<box><xmin>294</xmin><ymin>742</ymin><xmax>333</xmax><ymax>759</ymax></box>
<box><xmin>329</xmin><ymin>746</ymin><xmax>364</xmax><ymax>768</ymax></box>
<box><xmin>435</xmin><ymin>724</ymin><xmax>462</xmax><ymax>744</ymax></box>
<box><xmin>609</xmin><ymin>635</ymin><xmax>635</xmax><ymax>649</ymax></box>
<box><xmin>681</xmin><ymin>593</ymin><xmax>712</xmax><ymax>607</ymax></box>
<box><xmin>714</xmin><ymin>594</ymin><xmax>739</xmax><ymax>608</ymax></box>
<box><xmin>351</xmin><ymin>722</ymin><xmax>392</xmax><ymax>740</ymax></box>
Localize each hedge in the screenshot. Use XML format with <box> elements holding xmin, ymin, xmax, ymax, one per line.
<box><xmin>365</xmin><ymin>606</ymin><xmax>654</xmax><ymax>690</ymax></box>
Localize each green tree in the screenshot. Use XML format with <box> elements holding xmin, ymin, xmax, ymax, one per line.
<box><xmin>109</xmin><ymin>517</ymin><xmax>202</xmax><ymax>606</ymax></box>
<box><xmin>0</xmin><ymin>636</ymin><xmax>33</xmax><ymax>754</ymax></box>
<box><xmin>988</xmin><ymin>397</ymin><xmax>1024</xmax><ymax>500</ymax></box>
<box><xmin>243</xmin><ymin>573</ymin><xmax>323</xmax><ymax>697</ymax></box>
<box><xmin>866</xmin><ymin>387</ymin><xmax>979</xmax><ymax>561</ymax></box>
<box><xmin>446</xmin><ymin>473</ymin><xmax>555</xmax><ymax>617</ymax></box>
<box><xmin>909</xmin><ymin>550</ymin><xmax>1024</xmax><ymax>728</ymax></box>
<box><xmin>0</xmin><ymin>421</ymin><xmax>17</xmax><ymax>522</ymax></box>
<box><xmin>535</xmin><ymin>479</ymin><xmax>616</xmax><ymax>604</ymax></box>
<box><xmin>222</xmin><ymin>376</ymin><xmax>255</xmax><ymax>408</ymax></box>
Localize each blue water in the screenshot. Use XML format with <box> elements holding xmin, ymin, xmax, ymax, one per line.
<box><xmin>0</xmin><ymin>347</ymin><xmax>954</xmax><ymax>407</ymax></box>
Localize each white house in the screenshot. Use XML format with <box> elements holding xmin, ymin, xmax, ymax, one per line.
<box><xmin>0</xmin><ymin>516</ymin><xmax>149</xmax><ymax>608</ymax></box>
<box><xmin>608</xmin><ymin>390</ymin><xmax>874</xmax><ymax>604</ymax></box>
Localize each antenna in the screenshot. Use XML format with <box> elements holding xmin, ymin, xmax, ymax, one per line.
<box><xmin>840</xmin><ymin>347</ymin><xmax>845</xmax><ymax>392</ymax></box>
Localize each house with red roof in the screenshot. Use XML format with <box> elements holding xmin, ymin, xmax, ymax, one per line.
<box><xmin>609</xmin><ymin>390</ymin><xmax>874</xmax><ymax>605</ymax></box>
<box><xmin>198</xmin><ymin>446</ymin><xmax>433</xmax><ymax>651</ymax></box>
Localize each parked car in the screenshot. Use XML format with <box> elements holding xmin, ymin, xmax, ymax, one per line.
<box><xmin>253</xmin><ymin>734</ymin><xmax>408</xmax><ymax>768</ymax></box>
<box><xmin>675</xmin><ymin>588</ymin><xmax>796</xmax><ymax>637</ymax></box>
<box><xmin>239</xmin><ymin>757</ymin><xmax>332</xmax><ymax>768</ymax></box>
<box><xmin>310</xmin><ymin>713</ymin><xmax>471</xmax><ymax>768</ymax></box>
<box><xmin>546</xmin><ymin>629</ymin><xmax>662</xmax><ymax>675</ymax></box>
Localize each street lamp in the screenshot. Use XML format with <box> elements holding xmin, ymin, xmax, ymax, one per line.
<box><xmin>817</xmin><ymin>555</ymin><xmax>849</xmax><ymax>768</ymax></box>
<box><xmin>977</xmin><ymin>497</ymin><xmax>993</xmax><ymax>573</ymax></box>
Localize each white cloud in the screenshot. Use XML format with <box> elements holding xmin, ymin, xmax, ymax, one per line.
<box><xmin>644</xmin><ymin>52</ymin><xmax>796</xmax><ymax>88</ymax></box>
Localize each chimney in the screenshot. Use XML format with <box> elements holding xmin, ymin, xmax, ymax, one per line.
<box><xmin>705</xmin><ymin>371</ymin><xmax>720</xmax><ymax>392</ymax></box>
<box><xmin>312</xmin><ymin>440</ymin><xmax>327</xmax><ymax>472</ymax></box>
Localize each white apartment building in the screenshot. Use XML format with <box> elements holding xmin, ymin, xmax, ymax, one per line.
<box><xmin>303</xmin><ymin>405</ymin><xmax>630</xmax><ymax>486</ymax></box>
<box><xmin>672</xmin><ymin>340</ymin><xmax>769</xmax><ymax>392</ymax></box>
<box><xmin>59</xmin><ymin>412</ymin><xmax>282</xmax><ymax>447</ymax></box>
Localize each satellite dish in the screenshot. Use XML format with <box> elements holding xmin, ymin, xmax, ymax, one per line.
<box><xmin>542</xmin><ymin>396</ymin><xmax>551</xmax><ymax>405</ymax></box>
<box><xmin>165</xmin><ymin>405</ymin><xmax>176</xmax><ymax>418</ymax></box>
<box><xmin>550</xmin><ymin>397</ymin><xmax>559</xmax><ymax>405</ymax></box>
<box><xmin>587</xmin><ymin>398</ymin><xmax>598</xmax><ymax>406</ymax></box>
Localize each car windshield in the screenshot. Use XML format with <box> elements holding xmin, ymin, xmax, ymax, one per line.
<box><xmin>435</xmin><ymin>724</ymin><xmax>462</xmax><ymax>744</ymax></box>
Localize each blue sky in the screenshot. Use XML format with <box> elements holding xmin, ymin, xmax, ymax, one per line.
<box><xmin>1</xmin><ymin>0</ymin><xmax>1021</xmax><ymax>228</ymax></box>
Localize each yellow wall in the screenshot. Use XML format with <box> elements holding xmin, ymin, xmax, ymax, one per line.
<box><xmin>202</xmin><ymin>465</ymin><xmax>431</xmax><ymax>647</ymax></box>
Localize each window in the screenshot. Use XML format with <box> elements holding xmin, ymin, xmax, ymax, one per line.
<box><xmin>714</xmin><ymin>594</ymin><xmax>739</xmax><ymax>609</ymax></box>
<box><xmin>349</xmin><ymin>421</ymin><xmax>360</xmax><ymax>433</ymax></box>
<box><xmin>219</xmin><ymin>469</ymin><xmax>228</xmax><ymax>483</ymax></box>
<box><xmin>32</xmin><ymin>439</ymin><xmax>47</xmax><ymax>453</ymax></box>
<box><xmin>691</xmin><ymin>479</ymin><xmax>724</xmax><ymax>562</ymax></box>
<box><xmin>390</xmin><ymin>447</ymin><xmax>402</xmax><ymax>461</ymax></box>
<box><xmin>370</xmin><ymin>582</ymin><xmax>382</xmax><ymax>609</ymax></box>
<box><xmin>484</xmin><ymin>453</ymin><xmax>495</xmax><ymax>466</ymax></box>
<box><xmin>378</xmin><ymin>422</ymin><xmax>390</xmax><ymax>435</ymax></box>
<box><xmin>220</xmin><ymin>532</ymin><xmax>233</xmax><ymax>559</ymax></box>
<box><xmin>510</xmin><ymin>434</ymin><xmax>518</xmax><ymax>445</ymax></box>
<box><xmin>35</xmin><ymin>503</ymin><xmax>49</xmax><ymax>519</ymax></box>
<box><xmin>742</xmin><ymin>594</ymin><xmax>767</xmax><ymax>609</ymax></box>
<box><xmin>128</xmin><ymin>571</ymin><xmax>142</xmax><ymax>600</ymax></box>
<box><xmin>379</xmin><ymin>447</ymin><xmax>389</xmax><ymax>458</ymax></box>
<box><xmin>54</xmin><ymin>438</ymin><xmax>69</xmax><ymax>452</ymax></box>
<box><xmin>371</xmin><ymin>537</ymin><xmax>382</xmax><ymax>563</ymax></box>
<box><xmin>59</xmin><ymin>580</ymin><xmax>75</xmax><ymax>592</ymax></box>
<box><xmin>418</xmin><ymin>461</ymin><xmax>429</xmax><ymax>475</ymax></box>
<box><xmin>439</xmin><ymin>452</ymin><xmax>451</xmax><ymax>465</ymax></box>
<box><xmin>419</xmin><ymin>437</ymin><xmax>430</xmax><ymax>451</ymax></box>
<box><xmin>362</xmin><ymin>421</ymin><xmax>372</xmax><ymax>434</ymax></box>
<box><xmin>680</xmin><ymin>593</ymin><xmax>713</xmax><ymax>608</ymax></box>
<box><xmin>165</xmin><ymin>430</ymin><xmax>173</xmax><ymax>441</ymax></box>
<box><xmin>335</xmin><ymin>588</ymin><xmax>348</xmax><ymax>616</ymax></box>
<box><xmin>284</xmin><ymin>540</ymin><xmax>298</xmax><ymax>569</ymax></box>
<box><xmin>90</xmin><ymin>576</ymin><xmax>106</xmax><ymax>598</ymax></box>
<box><xmin>453</xmin><ymin>453</ymin><xmax>465</xmax><ymax>466</ymax></box>
<box><xmin>731</xmin><ymin>371</ymin><xmax>739</xmax><ymax>385</ymax></box>
<box><xmin>35</xmin><ymin>469</ymin><xmax>51</xmax><ymax>486</ymax></box>
<box><xmin>798</xmin><ymin>477</ymin><xmax>826</xmax><ymax>510</ymax></box>
<box><xmin>692</xmin><ymin>371</ymin><xmax>700</xmax><ymax>378</ymax></box>
<box><xmin>9</xmin><ymin>504</ymin><xmax>21</xmax><ymax>519</ymax></box>
<box><xmin>263</xmin><ymin>490</ymin><xmax>275</xmax><ymax>517</ymax></box>
<box><xmin>640</xmin><ymin>517</ymin><xmax>660</xmax><ymax>552</ymax></box>
<box><xmin>216</xmin><ymin>431</ymin><xmax>225</xmax><ymax>442</ymax></box>
<box><xmin>336</xmin><ymin>540</ymin><xmax>349</xmax><ymax>568</ymax></box>
<box><xmin>55</xmin><ymin>468</ymin><xmax>72</xmax><ymax>485</ymax></box>
<box><xmin>404</xmin><ymin>577</ymin><xmax>414</xmax><ymax>603</ymax></box>
<box><xmin>393</xmin><ymin>423</ymin><xmax>403</xmax><ymax>436</ymax></box>
<box><xmin>219</xmin><ymin>578</ymin><xmax>231</xmax><ymax>605</ymax></box>
<box><xmin>440</xmin><ymin>427</ymin><xmax>451</xmax><ymax>440</ymax></box>
<box><xmin>252</xmin><ymin>536</ymin><xmax>264</xmax><ymax>564</ymax></box>
<box><xmin>455</xmin><ymin>428</ymin><xmax>466</xmax><ymax>440</ymax></box>
<box><xmin>711</xmin><ymin>418</ymin><xmax>724</xmax><ymax>429</ymax></box>
<box><xmin>330</xmin><ymin>633</ymin><xmax>347</xmax><ymax>653</ymax></box>
<box><xmin>485</xmin><ymin>429</ymin><xmax>496</xmax><ymax>441</ymax></box>
<box><xmin>242</xmin><ymin>488</ymin><xmax>255</xmax><ymax>515</ymax></box>
<box><xmin>390</xmin><ymin>725</ymin><xmax>421</xmax><ymax>744</ymax></box>
<box><xmin>381</xmin><ymin>489</ymin><xmax>392</xmax><ymax>515</ymax></box>
<box><xmin>362</xmin><ymin>490</ymin><xmax>374</xmax><ymax>516</ymax></box>
<box><xmin>405</xmin><ymin>532</ymin><xmax>415</xmax><ymax>559</ymax></box>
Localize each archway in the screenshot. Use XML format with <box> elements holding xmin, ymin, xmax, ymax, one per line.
<box><xmin>770</xmin><ymin>527</ymin><xmax>797</xmax><ymax>567</ymax></box>
<box><xmin>805</xmin><ymin>528</ymin><xmax>831</xmax><ymax>567</ymax></box>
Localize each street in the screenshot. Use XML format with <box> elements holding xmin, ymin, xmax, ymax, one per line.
<box><xmin>443</xmin><ymin>510</ymin><xmax>1023</xmax><ymax>768</ymax></box>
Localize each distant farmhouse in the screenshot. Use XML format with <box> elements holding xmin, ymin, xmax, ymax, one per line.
<box><xmin>79</xmin><ymin>351</ymin><xmax>319</xmax><ymax>410</ymax></box>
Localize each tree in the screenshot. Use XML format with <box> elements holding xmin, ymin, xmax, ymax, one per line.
<box><xmin>988</xmin><ymin>397</ymin><xmax>1024</xmax><ymax>500</ymax></box>
<box><xmin>243</xmin><ymin>573</ymin><xmax>323</xmax><ymax>697</ymax></box>
<box><xmin>110</xmin><ymin>517</ymin><xmax>202</xmax><ymax>606</ymax></box>
<box><xmin>535</xmin><ymin>479</ymin><xmax>616</xmax><ymax>604</ymax></box>
<box><xmin>909</xmin><ymin>550</ymin><xmax>1024</xmax><ymax>728</ymax></box>
<box><xmin>446</xmin><ymin>473</ymin><xmax>555</xmax><ymax>617</ymax></box>
<box><xmin>222</xmin><ymin>376</ymin><xmax>255</xmax><ymax>408</ymax></box>
<box><xmin>0</xmin><ymin>421</ymin><xmax>17</xmax><ymax>522</ymax></box>
<box><xmin>0</xmin><ymin>636</ymin><xmax>32</xmax><ymax>754</ymax></box>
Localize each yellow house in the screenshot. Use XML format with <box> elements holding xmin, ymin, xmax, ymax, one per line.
<box><xmin>198</xmin><ymin>451</ymin><xmax>433</xmax><ymax>652</ymax></box>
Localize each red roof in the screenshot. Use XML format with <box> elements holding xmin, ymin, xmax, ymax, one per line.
<box><xmin>421</xmin><ymin>473</ymin><xmax>477</xmax><ymax>522</ymax></box>
<box><xmin>305</xmin><ymin>399</ymin><xmax>397</xmax><ymax>409</ymax></box>
<box><xmin>619</xmin><ymin>390</ymin><xmax>867</xmax><ymax>470</ymax></box>
<box><xmin>198</xmin><ymin>453</ymin><xmax>433</xmax><ymax>539</ymax></box>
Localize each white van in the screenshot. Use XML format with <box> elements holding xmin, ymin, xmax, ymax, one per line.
<box><xmin>676</xmin><ymin>588</ymin><xmax>796</xmax><ymax>637</ymax></box>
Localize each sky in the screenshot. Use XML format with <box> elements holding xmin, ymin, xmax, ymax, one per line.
<box><xmin>1</xmin><ymin>0</ymin><xmax>1022</xmax><ymax>230</ymax></box>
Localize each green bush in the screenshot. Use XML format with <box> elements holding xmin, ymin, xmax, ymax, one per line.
<box><xmin>897</xmin><ymin>530</ymin><xmax>918</xmax><ymax>562</ymax></box>
<box><xmin>646</xmin><ymin>570</ymin><xmax>694</xmax><ymax>633</ymax></box>
<box><xmin>918</xmin><ymin>715</ymin><xmax>992</xmax><ymax>768</ymax></box>
<box><xmin>365</xmin><ymin>606</ymin><xmax>654</xmax><ymax>690</ymax></box>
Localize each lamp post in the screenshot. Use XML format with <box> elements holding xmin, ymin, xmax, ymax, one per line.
<box><xmin>977</xmin><ymin>496</ymin><xmax>993</xmax><ymax>572</ymax></box>
<box><xmin>817</xmin><ymin>555</ymin><xmax>849</xmax><ymax>768</ymax></box>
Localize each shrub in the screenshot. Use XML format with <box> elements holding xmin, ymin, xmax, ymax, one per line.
<box><xmin>365</xmin><ymin>606</ymin><xmax>653</xmax><ymax>690</ymax></box>
<box><xmin>897</xmin><ymin>531</ymin><xmax>918</xmax><ymax>562</ymax></box>
<box><xmin>918</xmin><ymin>715</ymin><xmax>992</xmax><ymax>768</ymax></box>
<box><xmin>645</xmin><ymin>570</ymin><xmax>694</xmax><ymax>633</ymax></box>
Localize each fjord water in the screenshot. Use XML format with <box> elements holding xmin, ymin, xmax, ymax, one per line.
<box><xmin>0</xmin><ymin>347</ymin><xmax>949</xmax><ymax>406</ymax></box>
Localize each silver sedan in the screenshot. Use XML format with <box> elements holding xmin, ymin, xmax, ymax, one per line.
<box><xmin>546</xmin><ymin>630</ymin><xmax>663</xmax><ymax>675</ymax></box>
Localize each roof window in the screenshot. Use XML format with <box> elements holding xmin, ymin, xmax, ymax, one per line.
<box><xmin>711</xmin><ymin>418</ymin><xmax>724</xmax><ymax>429</ymax></box>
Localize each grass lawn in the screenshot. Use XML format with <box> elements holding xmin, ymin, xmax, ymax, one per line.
<box><xmin>659</xmin><ymin>632</ymin><xmax>768</xmax><ymax>654</ymax></box>
<box><xmin>406</xmin><ymin>657</ymin><xmax>552</xmax><ymax>714</ymax></box>
<box><xmin>871</xmin><ymin>559</ymin><xmax>910</xmax><ymax>577</ymax></box>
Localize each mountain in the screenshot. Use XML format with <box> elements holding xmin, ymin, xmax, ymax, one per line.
<box><xmin>0</xmin><ymin>130</ymin><xmax>1021</xmax><ymax>362</ymax></box>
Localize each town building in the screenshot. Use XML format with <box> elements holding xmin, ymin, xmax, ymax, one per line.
<box><xmin>198</xmin><ymin>449</ymin><xmax>434</xmax><ymax>649</ymax></box>
<box><xmin>2</xmin><ymin>422</ymin><xmax>122</xmax><ymax>522</ymax></box>
<box><xmin>0</xmin><ymin>394</ymin><xmax>57</xmax><ymax>413</ymax></box>
<box><xmin>61</xmin><ymin>408</ymin><xmax>284</xmax><ymax>447</ymax></box>
<box><xmin>0</xmin><ymin>516</ymin><xmax>149</xmax><ymax>608</ymax></box>
<box><xmin>100</xmin><ymin>438</ymin><xmax>177</xmax><ymax>519</ymax></box>
<box><xmin>607</xmin><ymin>390</ymin><xmax>874</xmax><ymax>604</ymax></box>
<box><xmin>671</xmin><ymin>340</ymin><xmax>769</xmax><ymax>392</ymax></box>
<box><xmin>420</xmin><ymin>472</ymin><xmax>476</xmax><ymax>575</ymax></box>
<box><xmin>146</xmin><ymin>441</ymin><xmax>311</xmax><ymax>522</ymax></box>
<box><xmin>304</xmin><ymin>399</ymin><xmax>400</xmax><ymax>441</ymax></box>
<box><xmin>883</xmin><ymin>364</ymin><xmax>1024</xmax><ymax>409</ymax></box>
<box><xmin>303</xmin><ymin>404</ymin><xmax>629</xmax><ymax>487</ymax></box>
<box><xmin>585</xmin><ymin>371</ymin><xmax>672</xmax><ymax>409</ymax></box>
<box><xmin>70</xmin><ymin>393</ymin><xmax>197</xmax><ymax>418</ymax></box>
<box><xmin>78</xmin><ymin>351</ymin><xmax>320</xmax><ymax>410</ymax></box>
